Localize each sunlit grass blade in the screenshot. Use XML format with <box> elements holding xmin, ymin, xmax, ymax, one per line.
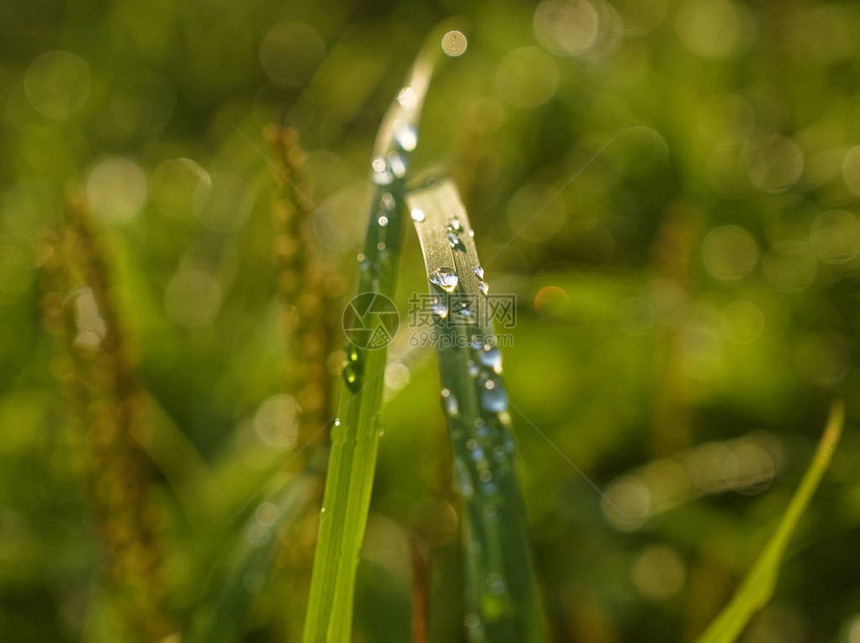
<box><xmin>302</xmin><ymin>30</ymin><xmax>445</xmax><ymax>643</ymax></box>
<box><xmin>191</xmin><ymin>474</ymin><xmax>318</xmax><ymax>643</ymax></box>
<box><xmin>696</xmin><ymin>400</ymin><xmax>845</xmax><ymax>643</ymax></box>
<box><xmin>406</xmin><ymin>178</ymin><xmax>545</xmax><ymax>642</ymax></box>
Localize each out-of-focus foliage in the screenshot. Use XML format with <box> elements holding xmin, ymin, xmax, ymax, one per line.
<box><xmin>697</xmin><ymin>402</ymin><xmax>844</xmax><ymax>643</ymax></box>
<box><xmin>1</xmin><ymin>0</ymin><xmax>859</xmax><ymax>641</ymax></box>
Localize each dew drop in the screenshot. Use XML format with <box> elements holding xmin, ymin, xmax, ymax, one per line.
<box><xmin>320</xmin><ymin>507</ymin><xmax>327</xmax><ymax>514</ymax></box>
<box><xmin>377</xmin><ymin>215</ymin><xmax>389</xmax><ymax>227</ymax></box>
<box><xmin>447</xmin><ymin>231</ymin><xmax>466</xmax><ymax>252</ymax></box>
<box><xmin>388</xmin><ymin>152</ymin><xmax>406</xmax><ymax>178</ymax></box>
<box><xmin>465</xmin><ymin>438</ymin><xmax>478</xmax><ymax>450</ymax></box>
<box><xmin>481</xmin><ymin>384</ymin><xmax>509</xmax><ymax>412</ymax></box>
<box><xmin>478</xmin><ymin>346</ymin><xmax>502</xmax><ymax>374</ymax></box>
<box><xmin>474</xmin><ymin>265</ymin><xmax>484</xmax><ymax>279</ymax></box>
<box><xmin>394</xmin><ymin>124</ymin><xmax>418</xmax><ymax>151</ymax></box>
<box><xmin>467</xmin><ymin>360</ymin><xmax>480</xmax><ymax>377</ymax></box>
<box><xmin>380</xmin><ymin>192</ymin><xmax>395</xmax><ymax>210</ymax></box>
<box><xmin>443</xmin><ymin>391</ymin><xmax>460</xmax><ymax>417</ymax></box>
<box><xmin>343</xmin><ymin>363</ymin><xmax>361</xmax><ymax>392</ymax></box>
<box><xmin>479</xmin><ymin>470</ymin><xmax>493</xmax><ymax>483</ymax></box>
<box><xmin>410</xmin><ymin>208</ymin><xmax>426</xmax><ymax>222</ymax></box>
<box><xmin>377</xmin><ymin>241</ymin><xmax>386</xmax><ymax>251</ymax></box>
<box><xmin>429</xmin><ymin>267</ymin><xmax>459</xmax><ymax>292</ymax></box>
<box><xmin>478</xmin><ymin>281</ymin><xmax>489</xmax><ymax>296</ymax></box>
<box><xmin>333</xmin><ymin>418</ymin><xmax>341</xmax><ymax>427</ymax></box>
<box><xmin>468</xmin><ymin>229</ymin><xmax>475</xmax><ymax>238</ymax></box>
<box><xmin>371</xmin><ymin>157</ymin><xmax>393</xmax><ymax>185</ymax></box>
<box><xmin>455</xmin><ymin>459</ymin><xmax>474</xmax><ymax>497</ymax></box>
<box><xmin>431</xmin><ymin>296</ymin><xmax>449</xmax><ymax>320</ymax></box>
<box><xmin>397</xmin><ymin>86</ymin><xmax>418</xmax><ymax>109</ymax></box>
<box><xmin>447</xmin><ymin>217</ymin><xmax>463</xmax><ymax>233</ymax></box>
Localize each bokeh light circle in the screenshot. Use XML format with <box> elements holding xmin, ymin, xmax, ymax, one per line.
<box><xmin>86</xmin><ymin>157</ymin><xmax>148</xmax><ymax>224</ymax></box>
<box><xmin>24</xmin><ymin>51</ymin><xmax>91</xmax><ymax>119</ymax></box>
<box><xmin>441</xmin><ymin>30</ymin><xmax>468</xmax><ymax>57</ymax></box>
<box><xmin>701</xmin><ymin>225</ymin><xmax>758</xmax><ymax>281</ymax></box>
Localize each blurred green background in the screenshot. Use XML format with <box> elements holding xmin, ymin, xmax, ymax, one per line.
<box><xmin>2</xmin><ymin>0</ymin><xmax>860</xmax><ymax>641</ymax></box>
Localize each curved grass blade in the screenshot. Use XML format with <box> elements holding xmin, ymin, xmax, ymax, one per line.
<box><xmin>696</xmin><ymin>400</ymin><xmax>845</xmax><ymax>643</ymax></box>
<box><xmin>192</xmin><ymin>473</ymin><xmax>319</xmax><ymax>643</ymax></box>
<box><xmin>302</xmin><ymin>31</ymin><xmax>445</xmax><ymax>643</ymax></box>
<box><xmin>406</xmin><ymin>178</ymin><xmax>545</xmax><ymax>642</ymax></box>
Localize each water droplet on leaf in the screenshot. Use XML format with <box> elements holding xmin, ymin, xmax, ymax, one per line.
<box><xmin>431</xmin><ymin>297</ymin><xmax>449</xmax><ymax>319</ymax></box>
<box><xmin>430</xmin><ymin>267</ymin><xmax>459</xmax><ymax>292</ymax></box>
<box><xmin>371</xmin><ymin>157</ymin><xmax>393</xmax><ymax>185</ymax></box>
<box><xmin>443</xmin><ymin>391</ymin><xmax>459</xmax><ymax>417</ymax></box>
<box><xmin>343</xmin><ymin>363</ymin><xmax>361</xmax><ymax>392</ymax></box>
<box><xmin>481</xmin><ymin>384</ymin><xmax>508</xmax><ymax>412</ymax></box>
<box><xmin>478</xmin><ymin>346</ymin><xmax>502</xmax><ymax>374</ymax></box>
<box><xmin>447</xmin><ymin>231</ymin><xmax>466</xmax><ymax>252</ymax></box>
<box><xmin>388</xmin><ymin>152</ymin><xmax>406</xmax><ymax>178</ymax></box>
<box><xmin>394</xmin><ymin>124</ymin><xmax>418</xmax><ymax>151</ymax></box>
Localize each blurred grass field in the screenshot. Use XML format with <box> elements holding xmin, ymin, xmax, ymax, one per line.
<box><xmin>1</xmin><ymin>0</ymin><xmax>860</xmax><ymax>641</ymax></box>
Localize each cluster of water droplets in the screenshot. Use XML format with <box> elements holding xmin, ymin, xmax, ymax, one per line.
<box><xmin>370</xmin><ymin>89</ymin><xmax>418</xmax><ymax>187</ymax></box>
<box><xmin>428</xmin><ymin>264</ymin><xmax>490</xmax><ymax>325</ymax></box>
<box><xmin>445</xmin><ymin>216</ymin><xmax>467</xmax><ymax>252</ymax></box>
<box><xmin>370</xmin><ymin>150</ymin><xmax>408</xmax><ymax>186</ymax></box>
<box><xmin>439</xmin><ymin>331</ymin><xmax>514</xmax><ymax>506</ymax></box>
<box><xmin>474</xmin><ymin>264</ymin><xmax>489</xmax><ymax>297</ymax></box>
<box><xmin>422</xmin><ymin>223</ymin><xmax>519</xmax><ymax>637</ymax></box>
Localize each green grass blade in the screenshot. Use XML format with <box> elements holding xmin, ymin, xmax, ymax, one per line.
<box><xmin>696</xmin><ymin>400</ymin><xmax>845</xmax><ymax>643</ymax></box>
<box><xmin>191</xmin><ymin>474</ymin><xmax>319</xmax><ymax>643</ymax></box>
<box><xmin>302</xmin><ymin>34</ymin><xmax>443</xmax><ymax>643</ymax></box>
<box><xmin>406</xmin><ymin>179</ymin><xmax>545</xmax><ymax>642</ymax></box>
